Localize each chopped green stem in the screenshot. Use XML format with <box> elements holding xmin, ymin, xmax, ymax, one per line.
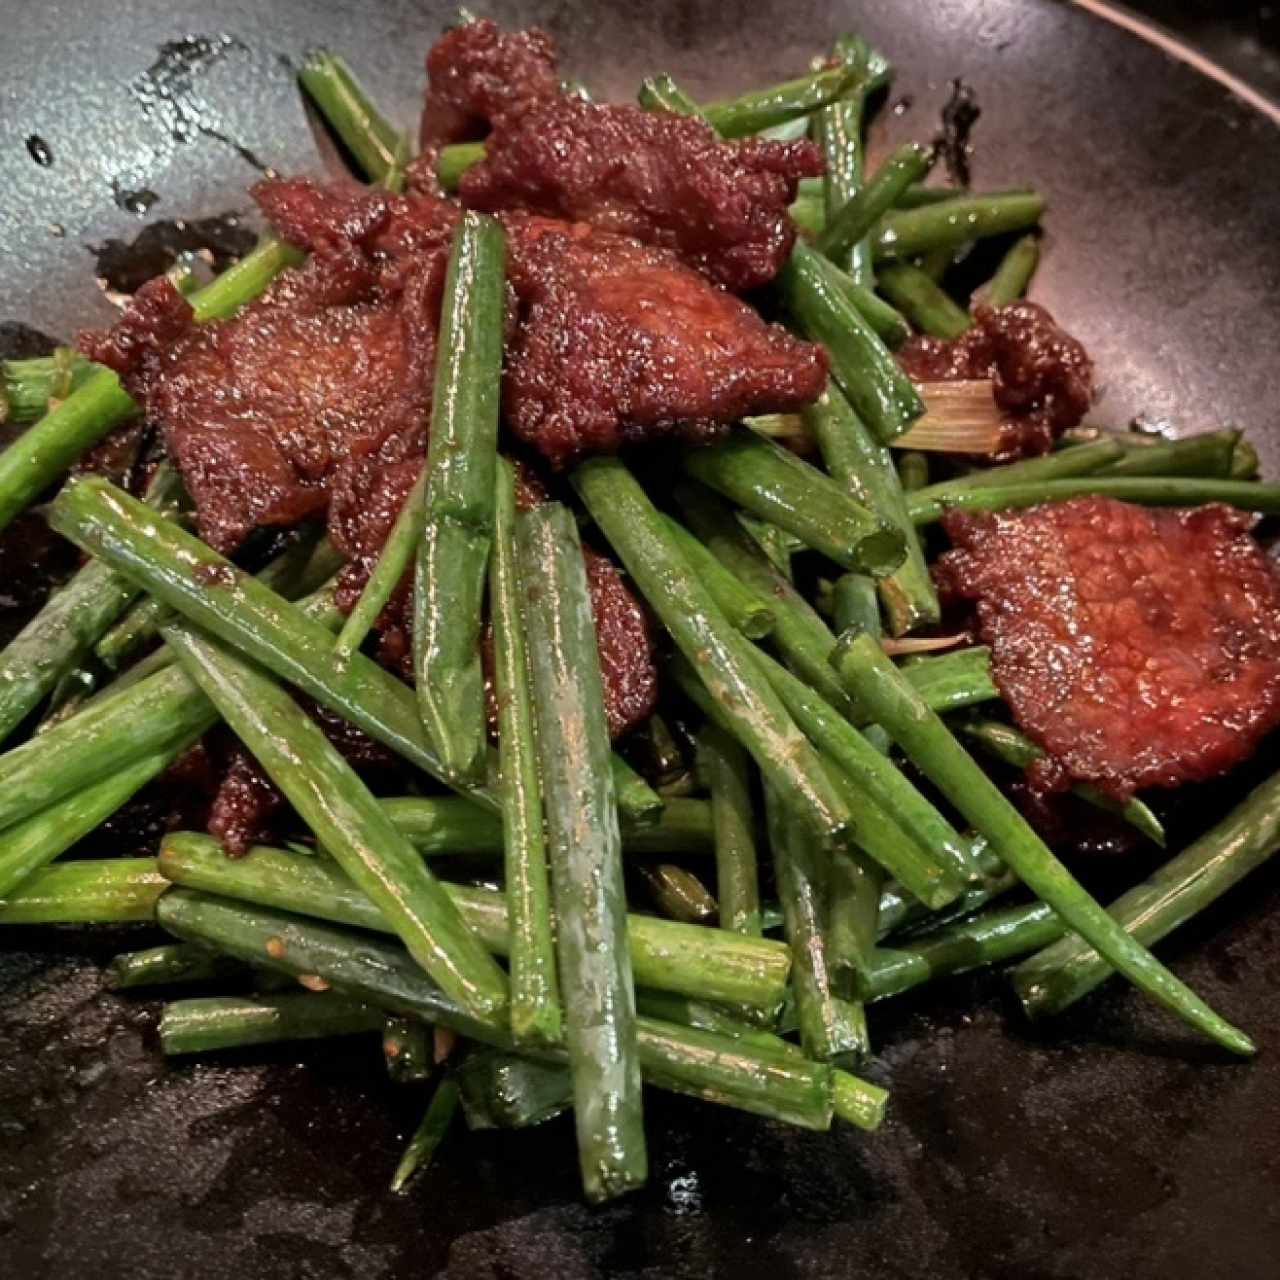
<box><xmin>864</xmin><ymin>900</ymin><xmax>1061</xmax><ymax>1001</ymax></box>
<box><xmin>0</xmin><ymin>366</ymin><xmax>136</xmax><ymax>535</ymax></box>
<box><xmin>609</xmin><ymin>753</ymin><xmax>666</xmax><ymax>827</ymax></box>
<box><xmin>779</xmin><ymin>241</ymin><xmax>925</xmax><ymax>443</ymax></box>
<box><xmin>832</xmin><ymin>574</ymin><xmax>881</xmax><ymax>634</ymax></box>
<box><xmin>675</xmin><ymin>479</ymin><xmax>858</xmax><ymax>717</ymax></box>
<box><xmin>436</xmin><ymin>141</ymin><xmax>485</xmax><ymax>190</ymax></box>
<box><xmin>684</xmin><ymin>429</ymin><xmax>905</xmax><ymax>576</ymax></box>
<box><xmin>0</xmin><ymin>749</ymin><xmax>183</xmax><ymax>899</ymax></box>
<box><xmin>764</xmin><ymin>783</ymin><xmax>865</xmax><ymax>1060</ymax></box>
<box><xmin>0</xmin><ymin>857</ymin><xmax>165</xmax><ymax>924</ymax></box>
<box><xmin>702</xmin><ymin>64</ymin><xmax>865</xmax><ymax>138</ymax></box>
<box><xmin>48</xmin><ymin>477</ymin><xmax>497</xmax><ymax>809</ymax></box>
<box><xmin>159</xmin><ymin>992</ymin><xmax>384</xmax><ymax>1055</ymax></box>
<box><xmin>162</xmin><ymin>623</ymin><xmax>509</xmax><ymax>1022</ymax></box>
<box><xmin>829</xmin><ymin>630</ymin><xmax>1255</xmax><ymax>1055</ymax></box>
<box><xmin>415</xmin><ymin>213</ymin><xmax>507</xmax><ymax>783</ymax></box>
<box><xmin>876</xmin><ymin>262</ymin><xmax>972</xmax><ymax>339</ymax></box>
<box><xmin>158</xmin><ymin>833</ymin><xmax>791</xmax><ymax>1011</ymax></box>
<box><xmin>958</xmin><ymin>718</ymin><xmax>1166</xmax><ymax>846</ymax></box>
<box><xmin>2</xmin><ymin>351</ymin><xmax>94</xmax><ymax>425</ymax></box>
<box><xmin>909</xmin><ymin>476</ymin><xmax>1280</xmax><ymax>523</ymax></box>
<box><xmin>490</xmin><ymin>459</ymin><xmax>561</xmax><ymax>1048</ymax></box>
<box><xmin>107</xmin><ymin>942</ymin><xmax>244</xmax><ymax>989</ymax></box>
<box><xmin>874</xmin><ymin>192</ymin><xmax>1046</xmax><ymax>260</ymax></box>
<box><xmin>661</xmin><ymin>516</ymin><xmax>776</xmax><ymax>638</ymax></box>
<box><xmin>1013</xmin><ymin>765</ymin><xmax>1280</xmax><ymax>1017</ymax></box>
<box><xmin>156</xmin><ymin>890</ymin><xmax>841</xmax><ymax>1133</ymax></box>
<box><xmin>637</xmin><ymin>74</ymin><xmax>705</xmax><ymax>118</ymax></box>
<box><xmin>803</xmin><ymin>381</ymin><xmax>939</xmax><ymax>635</ymax></box>
<box><xmin>391</xmin><ymin>1076</ymin><xmax>461</xmax><ymax>1191</ymax></box>
<box><xmin>978</xmin><ymin>233</ymin><xmax>1040</xmax><ymax>307</ymax></box>
<box><xmin>819</xmin><ymin>142</ymin><xmax>934</xmax><ymax>263</ymax></box>
<box><xmin>1100</xmin><ymin>429</ymin><xmax>1241</xmax><ymax>479</ymax></box>
<box><xmin>335</xmin><ymin>464</ymin><xmax>427</xmax><ymax>665</ymax></box>
<box><xmin>0</xmin><ymin>462</ymin><xmax>181</xmax><ymax>745</ymax></box>
<box><xmin>697</xmin><ymin>726</ymin><xmax>762</xmax><ymax>937</ymax></box>
<box><xmin>188</xmin><ymin>238</ymin><xmax>305</xmax><ymax>323</ymax></box>
<box><xmin>874</xmin><ymin>850</ymin><xmax>1019</xmax><ymax>941</ymax></box>
<box><xmin>573</xmin><ymin>458</ymin><xmax>854</xmax><ymax>845</ymax></box>
<box><xmin>457</xmin><ymin>1051</ymin><xmax>571</xmax><ymax>1131</ymax></box>
<box><xmin>299</xmin><ymin>51</ymin><xmax>411</xmax><ymax>190</ymax></box>
<box><xmin>516</xmin><ymin>501</ymin><xmax>646</xmax><ymax>1202</ymax></box>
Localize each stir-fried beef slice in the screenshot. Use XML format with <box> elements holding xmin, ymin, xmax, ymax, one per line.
<box><xmin>502</xmin><ymin>215</ymin><xmax>828</xmax><ymax>468</ymax></box>
<box><xmin>81</xmin><ymin>237</ymin><xmax>442</xmax><ymax>554</ymax></box>
<box><xmin>937</xmin><ymin>497</ymin><xmax>1280</xmax><ymax>799</ymax></box>
<box><xmin>898</xmin><ymin>302</ymin><xmax>1093</xmax><ymax>459</ymax></box>
<box><xmin>420</xmin><ymin>17</ymin><xmax>561</xmax><ymax>147</ymax></box>
<box><xmin>80</xmin><ymin>273</ymin><xmax>196</xmax><ymax>383</ymax></box>
<box><xmin>461</xmin><ymin>97</ymin><xmax>823</xmax><ymax>291</ymax></box>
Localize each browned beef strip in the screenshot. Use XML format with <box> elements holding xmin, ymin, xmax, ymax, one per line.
<box><xmin>937</xmin><ymin>496</ymin><xmax>1280</xmax><ymax>799</ymax></box>
<box><xmin>460</xmin><ymin>96</ymin><xmax>823</xmax><ymax>292</ymax></box>
<box><xmin>897</xmin><ymin>302</ymin><xmax>1093</xmax><ymax>460</ymax></box>
<box><xmin>419</xmin><ymin>16</ymin><xmax>561</xmax><ymax>147</ymax></box>
<box><xmin>500</xmin><ymin>214</ymin><xmax>828</xmax><ymax>468</ymax></box>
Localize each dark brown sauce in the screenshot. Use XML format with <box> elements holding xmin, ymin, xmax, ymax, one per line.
<box><xmin>24</xmin><ymin>134</ymin><xmax>53</xmax><ymax>167</ymax></box>
<box><xmin>935</xmin><ymin>78</ymin><xmax>980</xmax><ymax>186</ymax></box>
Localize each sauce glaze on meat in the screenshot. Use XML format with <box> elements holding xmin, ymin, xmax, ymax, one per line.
<box><xmin>938</xmin><ymin>497</ymin><xmax>1280</xmax><ymax>799</ymax></box>
<box><xmin>898</xmin><ymin>301</ymin><xmax>1093</xmax><ymax>459</ymax></box>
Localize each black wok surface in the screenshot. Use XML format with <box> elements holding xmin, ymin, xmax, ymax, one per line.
<box><xmin>2</xmin><ymin>3</ymin><xmax>1279</xmax><ymax>1276</ymax></box>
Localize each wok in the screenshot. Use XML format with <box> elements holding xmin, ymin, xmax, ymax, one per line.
<box><xmin>1</xmin><ymin>2</ymin><xmax>1278</xmax><ymax>1276</ymax></box>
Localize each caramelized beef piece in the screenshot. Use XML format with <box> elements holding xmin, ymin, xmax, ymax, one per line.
<box><xmin>898</xmin><ymin>302</ymin><xmax>1093</xmax><ymax>459</ymax></box>
<box><xmin>937</xmin><ymin>497</ymin><xmax>1280</xmax><ymax>799</ymax></box>
<box><xmin>207</xmin><ymin>743</ymin><xmax>285</xmax><ymax>857</ymax></box>
<box><xmin>80</xmin><ymin>273</ymin><xmax>195</xmax><ymax>383</ymax></box>
<box><xmin>81</xmin><ymin>239</ymin><xmax>442</xmax><ymax>553</ymax></box>
<box><xmin>581</xmin><ymin>545</ymin><xmax>659</xmax><ymax>738</ymax></box>
<box><xmin>420</xmin><ymin>17</ymin><xmax>561</xmax><ymax>147</ymax></box>
<box><xmin>461</xmin><ymin>97</ymin><xmax>823</xmax><ymax>291</ymax></box>
<box><xmin>502</xmin><ymin>215</ymin><xmax>827</xmax><ymax>467</ymax></box>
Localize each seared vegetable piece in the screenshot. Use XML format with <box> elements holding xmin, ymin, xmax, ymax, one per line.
<box><xmin>157</xmin><ymin>890</ymin><xmax>854</xmax><ymax>1133</ymax></box>
<box><xmin>0</xmin><ymin>462</ymin><xmax>181</xmax><ymax>746</ymax></box>
<box><xmin>958</xmin><ymin>718</ymin><xmax>1166</xmax><ymax>846</ymax></box>
<box><xmin>684</xmin><ymin>429</ymin><xmax>906</xmax><ymax>576</ymax></box>
<box><xmin>48</xmin><ymin>478</ymin><xmax>498</xmax><ymax>809</ymax></box>
<box><xmin>661</xmin><ymin>517</ymin><xmax>775</xmax><ymax>639</ymax></box>
<box><xmin>700</xmin><ymin>64</ymin><xmax>867</xmax><ymax>138</ymax></box>
<box><xmin>0</xmin><ymin>367</ymin><xmax>135</xmax><ymax>535</ymax></box>
<box><xmin>158</xmin><ymin>834</ymin><xmax>790</xmax><ymax>1010</ymax></box>
<box><xmin>642</xmin><ymin>864</ymin><xmax>718</xmax><ymax>924</ymax></box>
<box><xmin>873</xmin><ymin>192</ymin><xmax>1046</xmax><ymax>260</ymax></box>
<box><xmin>334</xmin><ymin>464</ymin><xmax>427</xmax><ymax>666</ymax></box>
<box><xmin>819</xmin><ymin>142</ymin><xmax>934</xmax><ymax>264</ymax></box>
<box><xmin>415</xmin><ymin>212</ymin><xmax>507</xmax><ymax>783</ymax></box>
<box><xmin>1100</xmin><ymin>429</ymin><xmax>1241</xmax><ymax>479</ymax></box>
<box><xmin>864</xmin><ymin>900</ymin><xmax>1062</xmax><ymax>1001</ymax></box>
<box><xmin>159</xmin><ymin>992</ymin><xmax>384</xmax><ymax>1055</ymax></box>
<box><xmin>637</xmin><ymin>74</ymin><xmax>705</xmax><ymax>119</ymax></box>
<box><xmin>162</xmin><ymin>623</ymin><xmax>509</xmax><ymax>1022</ymax></box>
<box><xmin>573</xmin><ymin>458</ymin><xmax>854</xmax><ymax>844</ymax></box>
<box><xmin>0</xmin><ymin>750</ymin><xmax>183</xmax><ymax>899</ymax></box>
<box><xmin>876</xmin><ymin>262</ymin><xmax>972</xmax><ymax>339</ymax></box>
<box><xmin>1013</xmin><ymin>766</ymin><xmax>1280</xmax><ymax>1016</ymax></box>
<box><xmin>814</xmin><ymin>35</ymin><xmax>892</xmax><ymax>284</ymax></box>
<box><xmin>0</xmin><ymin>857</ymin><xmax>166</xmax><ymax>924</ymax></box>
<box><xmin>391</xmin><ymin>1077</ymin><xmax>461</xmax><ymax>1192</ymax></box>
<box><xmin>830</xmin><ymin>630</ymin><xmax>1255</xmax><ymax>1055</ymax></box>
<box><xmin>608</xmin><ymin>753</ymin><xmax>666</xmax><ymax>827</ymax></box>
<box><xmin>298</xmin><ymin>51</ymin><xmax>411</xmax><ymax>190</ymax></box>
<box><xmin>675</xmin><ymin>479</ymin><xmax>858</xmax><ymax>717</ymax></box>
<box><xmin>107</xmin><ymin>943</ymin><xmax>243</xmax><ymax>989</ymax></box>
<box><xmin>380</xmin><ymin>794</ymin><xmax>712</xmax><ymax>857</ymax></box>
<box><xmin>516</xmin><ymin>502</ymin><xmax>646</xmax><ymax>1203</ymax></box>
<box><xmin>909</xmin><ymin>476</ymin><xmax>1280</xmax><ymax>523</ymax></box>
<box><xmin>457</xmin><ymin>1050</ymin><xmax>572</xmax><ymax>1131</ymax></box>
<box><xmin>779</xmin><ymin>242</ymin><xmax>925</xmax><ymax>443</ymax></box>
<box><xmin>697</xmin><ymin>726</ymin><xmax>762</xmax><ymax>937</ymax></box>
<box><xmin>764</xmin><ymin>783</ymin><xmax>866</xmax><ymax>1061</ymax></box>
<box><xmin>1</xmin><ymin>349</ymin><xmax>93</xmax><ymax>425</ymax></box>
<box><xmin>490</xmin><ymin>460</ymin><xmax>561</xmax><ymax>1047</ymax></box>
<box><xmin>803</xmin><ymin>382</ymin><xmax>939</xmax><ymax>635</ymax></box>
<box><xmin>896</xmin><ymin>451</ymin><xmax>929</xmax><ymax>492</ymax></box>
<box><xmin>978</xmin><ymin>233</ymin><xmax>1040</xmax><ymax>307</ymax></box>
